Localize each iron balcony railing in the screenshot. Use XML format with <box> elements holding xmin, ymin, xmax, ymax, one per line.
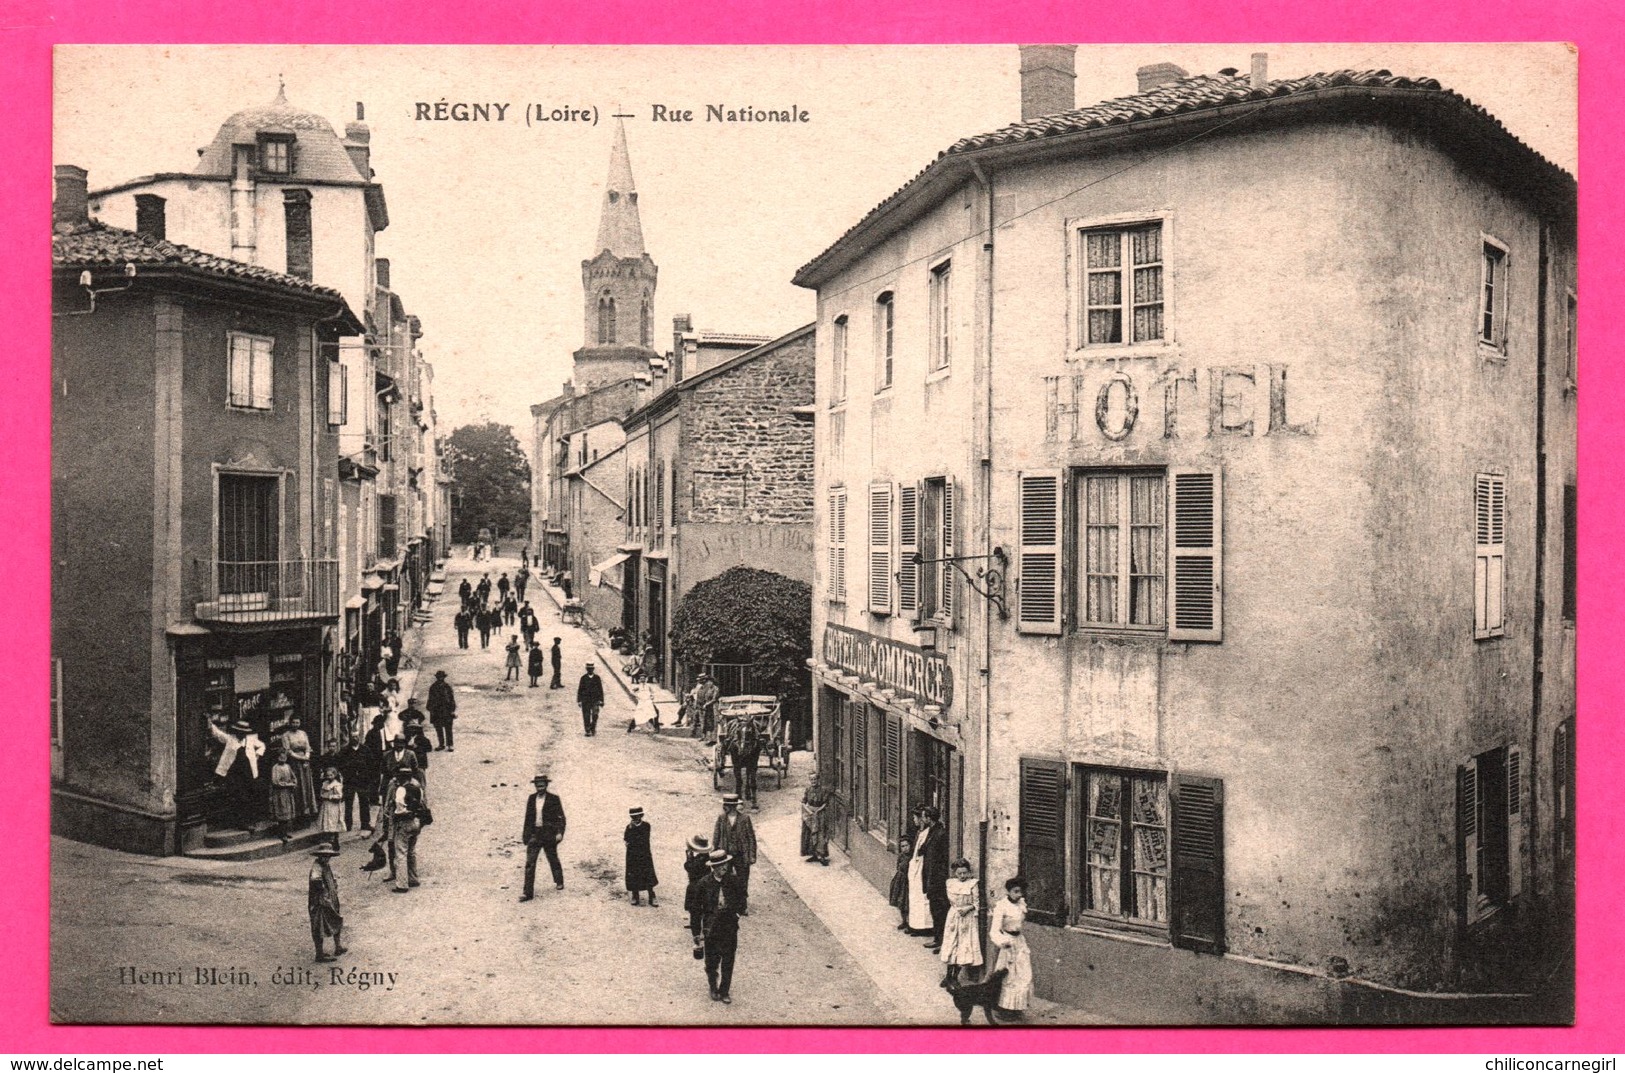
<box><xmin>193</xmin><ymin>558</ymin><xmax>340</xmax><ymax>624</ymax></box>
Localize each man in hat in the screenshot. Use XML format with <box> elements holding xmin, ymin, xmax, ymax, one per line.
<box><xmin>427</xmin><ymin>670</ymin><xmax>457</xmax><ymax>751</ymax></box>
<box><xmin>520</xmin><ymin>774</ymin><xmax>567</xmax><ymax>899</ymax></box>
<box><xmin>401</xmin><ymin>706</ymin><xmax>433</xmax><ymax>773</ymax></box>
<box><xmin>692</xmin><ymin>673</ymin><xmax>720</xmax><ymax>742</ymax></box>
<box><xmin>683</xmin><ymin>835</ymin><xmax>712</xmax><ymax>939</ymax></box>
<box><xmin>209</xmin><ymin>715</ymin><xmax>266</xmax><ymax>829</ymax></box>
<box><xmin>379</xmin><ymin>733</ymin><xmax>419</xmax><ymax>802</ymax></box>
<box><xmin>711</xmin><ymin>793</ymin><xmax>758</xmax><ymax>915</ymax></box>
<box><xmin>388</xmin><ymin>767</ymin><xmax>426</xmax><ymax>894</ymax></box>
<box><xmin>577</xmin><ymin>663</ymin><xmax>605</xmax><ymax>737</ymax></box>
<box><xmin>698</xmin><ymin>849</ymin><xmax>744</xmax><ymax>1003</ymax></box>
<box><xmin>308</xmin><ymin>844</ymin><xmax>347</xmax><ymax>962</ymax></box>
<box><xmin>623</xmin><ymin>807</ymin><xmax>658</xmax><ymax>907</ymax></box>
<box><xmin>549</xmin><ymin>637</ymin><xmax>564</xmax><ymax>689</ymax></box>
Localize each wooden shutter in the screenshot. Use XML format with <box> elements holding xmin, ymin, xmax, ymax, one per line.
<box><xmin>897</xmin><ymin>484</ymin><xmax>920</xmax><ymax>617</ymax></box>
<box><xmin>1017</xmin><ymin>471</ymin><xmax>1063</xmax><ymax>634</ymax></box>
<box><xmin>1168</xmin><ymin>468</ymin><xmax>1222</xmax><ymax>642</ymax></box>
<box><xmin>834</xmin><ymin>490</ymin><xmax>848</xmax><ymax>600</ymax></box>
<box><xmin>941</xmin><ymin>478</ymin><xmax>956</xmax><ymax>626</ymax></box>
<box><xmin>884</xmin><ymin>713</ymin><xmax>904</xmax><ymax>848</ymax></box>
<box><xmin>850</xmin><ymin>701</ymin><xmax>868</xmax><ymax>825</ymax></box>
<box><xmin>1506</xmin><ymin>745</ymin><xmax>1523</xmax><ymax>899</ymax></box>
<box><xmin>950</xmin><ymin>749</ymin><xmax>965</xmax><ymax>859</ymax></box>
<box><xmin>869</xmin><ymin>484</ymin><xmax>893</xmax><ymax>614</ymax></box>
<box><xmin>1460</xmin><ymin>757</ymin><xmax>1482</xmax><ymax>926</ymax></box>
<box><xmin>1170</xmin><ymin>773</ymin><xmax>1225</xmax><ymax>953</ymax></box>
<box><xmin>1018</xmin><ymin>758</ymin><xmax>1067</xmax><ymax>924</ymax></box>
<box><xmin>828</xmin><ymin>492</ymin><xmax>839</xmax><ymax>596</ymax></box>
<box><xmin>1475</xmin><ymin>473</ymin><xmax>1506</xmax><ymax>638</ymax></box>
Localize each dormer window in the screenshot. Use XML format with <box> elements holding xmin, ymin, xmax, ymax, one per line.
<box><xmin>258</xmin><ymin>135</ymin><xmax>293</xmax><ymax>175</ymax></box>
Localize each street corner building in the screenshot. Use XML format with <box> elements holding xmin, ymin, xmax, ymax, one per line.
<box><xmin>797</xmin><ymin>49</ymin><xmax>1576</xmax><ymax>1024</ymax></box>
<box><xmin>52</xmin><ymin>88</ymin><xmax>451</xmax><ymax>856</ymax></box>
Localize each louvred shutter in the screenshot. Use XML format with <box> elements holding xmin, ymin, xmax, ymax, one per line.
<box><xmin>884</xmin><ymin>713</ymin><xmax>904</xmax><ymax>847</ymax></box>
<box><xmin>1507</xmin><ymin>745</ymin><xmax>1524</xmax><ymax>899</ymax></box>
<box><xmin>1460</xmin><ymin>758</ymin><xmax>1482</xmax><ymax>925</ymax></box>
<box><xmin>898</xmin><ymin>484</ymin><xmax>920</xmax><ymax>617</ymax></box>
<box><xmin>835</xmin><ymin>491</ymin><xmax>848</xmax><ymax>600</ymax></box>
<box><xmin>1017</xmin><ymin>471</ymin><xmax>1063</xmax><ymax>635</ymax></box>
<box><xmin>1168</xmin><ymin>468</ymin><xmax>1222</xmax><ymax>642</ymax></box>
<box><xmin>828</xmin><ymin>493</ymin><xmax>839</xmax><ymax>596</ymax></box>
<box><xmin>1018</xmin><ymin>758</ymin><xmax>1067</xmax><ymax>924</ymax></box>
<box><xmin>941</xmin><ymin>478</ymin><xmax>956</xmax><ymax>625</ymax></box>
<box><xmin>1474</xmin><ymin>473</ymin><xmax>1507</xmax><ymax>638</ymax></box>
<box><xmin>1170</xmin><ymin>773</ymin><xmax>1225</xmax><ymax>953</ymax></box>
<box><xmin>869</xmin><ymin>484</ymin><xmax>893</xmax><ymax>614</ymax></box>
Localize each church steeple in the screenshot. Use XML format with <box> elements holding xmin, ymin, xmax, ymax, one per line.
<box><xmin>594</xmin><ymin>119</ymin><xmax>646</xmax><ymax>258</ymax></box>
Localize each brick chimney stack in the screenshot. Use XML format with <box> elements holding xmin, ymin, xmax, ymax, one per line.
<box><xmin>1018</xmin><ymin>45</ymin><xmax>1077</xmax><ymax>120</ymax></box>
<box><xmin>344</xmin><ymin>103</ymin><xmax>373</xmax><ymax>180</ymax></box>
<box><xmin>53</xmin><ymin>164</ymin><xmax>89</xmax><ymax>233</ymax></box>
<box><xmin>1137</xmin><ymin>62</ymin><xmax>1190</xmax><ymax>93</ymax></box>
<box><xmin>375</xmin><ymin>257</ymin><xmax>391</xmax><ymax>291</ymax></box>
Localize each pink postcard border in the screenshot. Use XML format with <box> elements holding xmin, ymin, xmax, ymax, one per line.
<box><xmin>2</xmin><ymin>0</ymin><xmax>1620</xmax><ymax>1054</ymax></box>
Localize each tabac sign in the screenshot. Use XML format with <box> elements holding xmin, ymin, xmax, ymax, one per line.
<box><xmin>822</xmin><ymin>624</ymin><xmax>954</xmax><ymax>710</ymax></box>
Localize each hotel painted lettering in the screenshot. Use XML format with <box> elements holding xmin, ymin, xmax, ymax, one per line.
<box><xmin>822</xmin><ymin>624</ymin><xmax>953</xmax><ymax>710</ymax></box>
<box><xmin>1045</xmin><ymin>361</ymin><xmax>1317</xmax><ymax>443</ymax></box>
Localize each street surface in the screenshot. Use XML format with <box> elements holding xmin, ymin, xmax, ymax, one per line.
<box><xmin>51</xmin><ymin>554</ymin><xmax>1098</xmax><ymax>1026</ymax></box>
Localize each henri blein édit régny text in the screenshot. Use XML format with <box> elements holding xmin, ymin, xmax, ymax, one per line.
<box><xmin>414</xmin><ymin>102</ymin><xmax>810</xmax><ymax>125</ymax></box>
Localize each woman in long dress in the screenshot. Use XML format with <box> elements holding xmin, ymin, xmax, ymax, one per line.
<box><xmin>624</xmin><ymin>807</ymin><xmax>659</xmax><ymax>906</ymax></box>
<box><xmin>269</xmin><ymin>752</ymin><xmax>299</xmax><ymax>843</ymax></box>
<box><xmin>939</xmin><ymin>858</ymin><xmax>984</xmax><ymax>982</ymax></box>
<box><xmin>318</xmin><ymin>766</ymin><xmax>346</xmax><ymax>849</ymax></box>
<box><xmin>799</xmin><ymin>775</ymin><xmax>831</xmax><ymax>864</ymax></box>
<box><xmin>282</xmin><ymin>719</ymin><xmax>318</xmax><ymax>818</ymax></box>
<box><xmin>906</xmin><ymin>820</ymin><xmax>934</xmax><ymax>933</ymax></box>
<box><xmin>988</xmin><ymin>877</ymin><xmax>1034</xmax><ymax>1018</ymax></box>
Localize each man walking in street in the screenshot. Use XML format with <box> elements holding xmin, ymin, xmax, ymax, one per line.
<box><xmin>454</xmin><ymin>607</ymin><xmax>472</xmax><ymax>649</ymax></box>
<box><xmin>711</xmin><ymin>793</ymin><xmax>757</xmax><ymax>915</ymax></box>
<box><xmin>477</xmin><ymin>607</ymin><xmax>494</xmax><ymax>649</ymax></box>
<box><xmin>389</xmin><ymin>769</ymin><xmax>425</xmax><ymax>893</ymax></box>
<box><xmin>515</xmin><ymin>565</ymin><xmax>530</xmax><ymax>603</ymax></box>
<box><xmin>427</xmin><ymin>670</ymin><xmax>457</xmax><ymax>752</ymax></box>
<box><xmin>497</xmin><ymin>571</ymin><xmax>511</xmax><ymax>605</ymax></box>
<box><xmin>335</xmin><ymin>728</ymin><xmax>373</xmax><ymax>833</ymax></box>
<box><xmin>520</xmin><ymin>773</ymin><xmax>567</xmax><ymax>899</ymax></box>
<box><xmin>458</xmin><ymin>577</ymin><xmax>473</xmax><ymax>610</ymax></box>
<box><xmin>577</xmin><ymin>662</ymin><xmax>605</xmax><ymax>737</ymax></box>
<box><xmin>519</xmin><ymin>603</ymin><xmax>539</xmax><ymax>649</ymax></box>
<box><xmin>692</xmin><ymin>673</ymin><xmax>720</xmax><ymax>743</ymax></box>
<box><xmin>698</xmin><ymin>849</ymin><xmax>744</xmax><ymax>1004</ymax></box>
<box><xmin>549</xmin><ymin>637</ymin><xmax>564</xmax><ymax>689</ymax></box>
<box><xmin>919</xmin><ymin>806</ymin><xmax>952</xmax><ymax>952</ymax></box>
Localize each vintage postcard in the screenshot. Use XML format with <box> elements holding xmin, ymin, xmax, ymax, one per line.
<box><xmin>48</xmin><ymin>43</ymin><xmax>1577</xmax><ymax>1026</ymax></box>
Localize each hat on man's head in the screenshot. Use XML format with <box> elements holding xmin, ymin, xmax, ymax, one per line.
<box><xmin>391</xmin><ymin>734</ymin><xmax>409</xmax><ymax>746</ymax></box>
<box><xmin>311</xmin><ymin>844</ymin><xmax>340</xmax><ymax>858</ymax></box>
<box><xmin>532</xmin><ymin>773</ymin><xmax>551</xmax><ymax>785</ymax></box>
<box><xmin>687</xmin><ymin>835</ymin><xmax>710</xmax><ymax>853</ymax></box>
<box><xmin>629</xmin><ymin>807</ymin><xmax>644</xmax><ymax>818</ymax></box>
<box><xmin>698</xmin><ymin>672</ymin><xmax>712</xmax><ymax>681</ymax></box>
<box><xmin>434</xmin><ymin>671</ymin><xmax>448</xmax><ymax>679</ymax></box>
<box><xmin>230</xmin><ymin>719</ymin><xmax>254</xmax><ymax>734</ymax></box>
<box><xmin>707</xmin><ymin>849</ymin><xmax>733</xmax><ymax>866</ymax></box>
<box><xmin>722</xmin><ymin>792</ymin><xmax>741</xmax><ymax>807</ymax></box>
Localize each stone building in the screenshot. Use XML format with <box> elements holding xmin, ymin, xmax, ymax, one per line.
<box><xmin>795</xmin><ymin>49</ymin><xmax>1576</xmax><ymax>1021</ymax></box>
<box><xmin>51</xmin><ymin>166</ymin><xmax>362</xmax><ymax>854</ymax></box>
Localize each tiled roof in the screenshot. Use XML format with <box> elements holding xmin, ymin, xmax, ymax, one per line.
<box><xmin>195</xmin><ymin>89</ymin><xmax>368</xmax><ymax>184</ymax></box>
<box><xmin>795</xmin><ymin>68</ymin><xmax>1572</xmax><ymax>286</ymax></box>
<box><xmin>53</xmin><ymin>221</ymin><xmax>347</xmax><ymax>300</ymax></box>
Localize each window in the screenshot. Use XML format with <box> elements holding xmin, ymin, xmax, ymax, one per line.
<box><xmin>228</xmin><ymin>333</ymin><xmax>274</xmax><ymax>410</ymax></box>
<box><xmin>1459</xmin><ymin>744</ymin><xmax>1524</xmax><ymax>925</ymax></box>
<box><xmin>258</xmin><ymin>136</ymin><xmax>292</xmax><ymax>175</ymax></box>
<box><xmin>1480</xmin><ymin>240</ymin><xmax>1509</xmax><ymax>351</ymax></box>
<box><xmin>1080</xmin><ymin>222</ymin><xmax>1164</xmax><ymax>347</ymax></box>
<box><xmin>929</xmin><ymin>261</ymin><xmax>951</xmax><ymax>370</ymax></box>
<box><xmin>327</xmin><ymin>362</ymin><xmax>348</xmax><ymax>426</ymax></box>
<box><xmin>831</xmin><ymin>315</ymin><xmax>849</xmax><ymax>404</ymax></box>
<box><xmin>218</xmin><ymin>472</ymin><xmax>280</xmax><ymax>595</ymax></box>
<box><xmin>597</xmin><ymin>293</ymin><xmax>616</xmax><ymax>345</ymax></box>
<box><xmin>868</xmin><ymin>483</ymin><xmax>893</xmax><ymax>613</ymax></box>
<box><xmin>1017</xmin><ymin>468</ymin><xmax>1220</xmax><ymax>641</ymax></box>
<box><xmin>1082</xmin><ymin>767</ymin><xmax>1170</xmax><ymax>925</ymax></box>
<box><xmin>1553</xmin><ymin>720</ymin><xmax>1576</xmax><ymax>864</ymax></box>
<box><xmin>874</xmin><ymin>292</ymin><xmax>894</xmax><ymax>390</ymax></box>
<box><xmin>378</xmin><ymin>494</ymin><xmax>398</xmax><ymax>559</ymax></box>
<box><xmin>1079</xmin><ymin>471</ymin><xmax>1165</xmax><ymax>630</ymax></box>
<box><xmin>827</xmin><ymin>488</ymin><xmax>848</xmax><ymax>602</ymax></box>
<box><xmin>1474</xmin><ymin>472</ymin><xmax>1507</xmax><ymax>639</ymax></box>
<box><xmin>915</xmin><ymin>477</ymin><xmax>955</xmax><ymax>624</ymax></box>
<box><xmin>1563</xmin><ymin>484</ymin><xmax>1577</xmax><ymax>624</ymax></box>
<box><xmin>284</xmin><ymin>189</ymin><xmax>312</xmax><ymax>280</ymax></box>
<box><xmin>50</xmin><ymin>657</ymin><xmax>63</xmax><ymax>780</ymax></box>
<box><xmin>375</xmin><ymin>394</ymin><xmax>392</xmax><ymax>462</ymax></box>
<box><xmin>1565</xmin><ymin>292</ymin><xmax>1577</xmax><ymax>388</ymax></box>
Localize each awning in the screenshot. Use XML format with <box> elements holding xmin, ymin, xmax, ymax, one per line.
<box><xmin>589</xmin><ymin>551</ymin><xmax>631</xmax><ymax>588</ymax></box>
<box><xmin>361</xmin><ymin>576</ymin><xmax>386</xmax><ymax>591</ymax></box>
<box><xmin>345</xmin><ymin>595</ymin><xmax>367</xmax><ymax>610</ymax></box>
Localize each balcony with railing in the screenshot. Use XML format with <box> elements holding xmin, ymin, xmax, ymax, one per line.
<box><xmin>193</xmin><ymin>559</ymin><xmax>340</xmax><ymax>625</ymax></box>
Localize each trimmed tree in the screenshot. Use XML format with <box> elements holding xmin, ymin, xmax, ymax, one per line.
<box><xmin>670</xmin><ymin>567</ymin><xmax>812</xmax><ymax>699</ymax></box>
<box><xmin>443</xmin><ymin>421</ymin><xmax>531</xmax><ymax>545</ymax></box>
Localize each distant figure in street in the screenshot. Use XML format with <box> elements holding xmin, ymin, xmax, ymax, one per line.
<box><xmin>520</xmin><ymin>773</ymin><xmax>567</xmax><ymax>899</ymax></box>
<box><xmin>940</xmin><ymin>857</ymin><xmax>984</xmax><ymax>984</ymax></box>
<box><xmin>384</xmin><ymin>633</ymin><xmax>404</xmax><ymax>678</ymax></box>
<box><xmin>497</xmin><ymin>572</ymin><xmax>511</xmax><ymax>602</ymax></box>
<box><xmin>698</xmin><ymin>849</ymin><xmax>744</xmax><ymax>1004</ymax></box>
<box><xmin>691</xmin><ymin>674</ymin><xmax>720</xmax><ymax>742</ymax></box>
<box><xmin>521</xmin><ymin>546</ymin><xmax>530</xmax><ymax>568</ymax></box>
<box><xmin>683</xmin><ymin>835</ymin><xmax>711</xmax><ymax>938</ymax></box>
<box><xmin>800</xmin><ymin>773</ymin><xmax>832</xmax><ymax>865</ymax></box>
<box><xmin>427</xmin><ymin>670</ymin><xmax>457</xmax><ymax>752</ymax></box>
<box><xmin>454</xmin><ymin>607</ymin><xmax>472</xmax><ymax>649</ymax></box>
<box><xmin>269</xmin><ymin>751</ymin><xmax>299</xmax><ymax>843</ymax></box>
<box><xmin>549</xmin><ymin>638</ymin><xmax>564</xmax><ymax>689</ymax></box>
<box><xmin>505</xmin><ymin>635</ymin><xmax>523</xmax><ymax>681</ymax></box>
<box><xmin>527</xmin><ymin>642</ymin><xmax>544</xmax><ymax>688</ymax></box>
<box><xmin>402</xmin><ymin>709</ymin><xmax>433</xmax><ymax>773</ymax></box>
<box><xmin>308</xmin><ymin>844</ymin><xmax>347</xmax><ymax>962</ymax></box>
<box><xmin>477</xmin><ymin>608</ymin><xmax>494</xmax><ymax>649</ymax></box>
<box><xmin>559</xmin><ymin>569</ymin><xmax>573</xmax><ymax>601</ymax></box>
<box><xmin>989</xmin><ymin>877</ymin><xmax>1034</xmax><ymax>1019</ymax></box>
<box><xmin>502</xmin><ymin>593</ymin><xmax>519</xmax><ymax>627</ymax></box>
<box><xmin>318</xmin><ymin>765</ymin><xmax>345</xmax><ymax>849</ymax></box>
<box><xmin>335</xmin><ymin>729</ymin><xmax>373</xmax><ymax>833</ymax></box>
<box><xmin>711</xmin><ymin>793</ymin><xmax>757</xmax><ymax>915</ymax></box>
<box><xmin>476</xmin><ymin>573</ymin><xmax>492</xmax><ymax>606</ymax></box>
<box><xmin>623</xmin><ymin>807</ymin><xmax>659</xmax><ymax>906</ymax></box>
<box><xmin>577</xmin><ymin>663</ymin><xmax>605</xmax><ymax>736</ymax></box>
<box><xmin>458</xmin><ymin>577</ymin><xmax>472</xmax><ymax>608</ymax></box>
<box><xmin>515</xmin><ymin>566</ymin><xmax>530</xmax><ymax>603</ymax></box>
<box><xmin>518</xmin><ymin>603</ymin><xmax>539</xmax><ymax>649</ymax></box>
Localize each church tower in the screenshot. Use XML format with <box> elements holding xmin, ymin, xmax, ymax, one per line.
<box><xmin>574</xmin><ymin>119</ymin><xmax>659</xmax><ymax>392</ymax></box>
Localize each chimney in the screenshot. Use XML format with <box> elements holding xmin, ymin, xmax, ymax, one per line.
<box><xmin>1137</xmin><ymin>62</ymin><xmax>1190</xmax><ymax>93</ymax></box>
<box><xmin>134</xmin><ymin>194</ymin><xmax>166</xmax><ymax>240</ymax></box>
<box><xmin>1018</xmin><ymin>45</ymin><xmax>1077</xmax><ymax>120</ymax></box>
<box><xmin>1250</xmin><ymin>52</ymin><xmax>1269</xmax><ymax>90</ymax></box>
<box><xmin>375</xmin><ymin>257</ymin><xmax>391</xmax><ymax>291</ymax></box>
<box><xmin>344</xmin><ymin>106</ymin><xmax>372</xmax><ymax>179</ymax></box>
<box><xmin>53</xmin><ymin>164</ymin><xmax>88</xmax><ymax>232</ymax></box>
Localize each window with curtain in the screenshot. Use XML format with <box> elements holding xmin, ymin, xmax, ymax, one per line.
<box><xmin>1080</xmin><ymin>222</ymin><xmax>1163</xmax><ymax>347</ymax></box>
<box><xmin>1082</xmin><ymin>767</ymin><xmax>1169</xmax><ymax>925</ymax></box>
<box><xmin>1079</xmin><ymin>471</ymin><xmax>1166</xmax><ymax>629</ymax></box>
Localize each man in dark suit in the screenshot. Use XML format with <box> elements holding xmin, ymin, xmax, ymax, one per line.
<box><xmin>711</xmin><ymin>793</ymin><xmax>757</xmax><ymax>915</ymax></box>
<box><xmin>520</xmin><ymin>773</ymin><xmax>567</xmax><ymax>899</ymax></box>
<box><xmin>919</xmin><ymin>805</ymin><xmax>952</xmax><ymax>951</ymax></box>
<box><xmin>549</xmin><ymin>637</ymin><xmax>564</xmax><ymax>689</ymax></box>
<box><xmin>577</xmin><ymin>663</ymin><xmax>605</xmax><ymax>736</ymax></box>
<box><xmin>697</xmin><ymin>850</ymin><xmax>745</xmax><ymax>1004</ymax></box>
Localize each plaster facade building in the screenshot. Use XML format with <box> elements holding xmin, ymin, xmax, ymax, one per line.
<box><xmin>796</xmin><ymin>50</ymin><xmax>1576</xmax><ymax>1021</ymax></box>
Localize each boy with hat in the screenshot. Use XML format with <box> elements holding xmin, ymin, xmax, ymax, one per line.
<box><xmin>308</xmin><ymin>844</ymin><xmax>347</xmax><ymax>962</ymax></box>
<box><xmin>623</xmin><ymin>807</ymin><xmax>659</xmax><ymax>907</ymax></box>
<box><xmin>577</xmin><ymin>663</ymin><xmax>605</xmax><ymax>736</ymax></box>
<box><xmin>711</xmin><ymin>793</ymin><xmax>758</xmax><ymax>915</ymax></box>
<box><xmin>698</xmin><ymin>849</ymin><xmax>744</xmax><ymax>1003</ymax></box>
<box><xmin>520</xmin><ymin>773</ymin><xmax>567</xmax><ymax>899</ymax></box>
<box><xmin>683</xmin><ymin>835</ymin><xmax>712</xmax><ymax>939</ymax></box>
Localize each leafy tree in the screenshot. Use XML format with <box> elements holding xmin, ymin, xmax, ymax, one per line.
<box><xmin>443</xmin><ymin>422</ymin><xmax>531</xmax><ymax>545</ymax></box>
<box><xmin>671</xmin><ymin>567</ymin><xmax>812</xmax><ymax>699</ymax></box>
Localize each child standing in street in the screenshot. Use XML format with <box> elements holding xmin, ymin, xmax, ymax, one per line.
<box><xmin>624</xmin><ymin>807</ymin><xmax>659</xmax><ymax>906</ymax></box>
<box><xmin>939</xmin><ymin>857</ymin><xmax>983</xmax><ymax>983</ymax></box>
<box><xmin>318</xmin><ymin>765</ymin><xmax>345</xmax><ymax>850</ymax></box>
<box><xmin>504</xmin><ymin>635</ymin><xmax>522</xmax><ymax>681</ymax></box>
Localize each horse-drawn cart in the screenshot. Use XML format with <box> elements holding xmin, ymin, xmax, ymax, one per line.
<box><xmin>711</xmin><ymin>694</ymin><xmax>790</xmax><ymax>794</ymax></box>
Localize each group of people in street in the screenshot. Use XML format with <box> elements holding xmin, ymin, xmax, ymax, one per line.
<box><xmin>210</xmin><ymin>714</ymin><xmax>324</xmax><ymax>843</ymax></box>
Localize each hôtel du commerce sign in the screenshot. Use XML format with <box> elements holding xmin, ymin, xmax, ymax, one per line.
<box><xmin>822</xmin><ymin>624</ymin><xmax>954</xmax><ymax>710</ymax></box>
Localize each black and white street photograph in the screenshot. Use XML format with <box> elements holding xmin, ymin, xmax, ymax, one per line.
<box><xmin>48</xmin><ymin>43</ymin><xmax>1577</xmax><ymax>1026</ymax></box>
